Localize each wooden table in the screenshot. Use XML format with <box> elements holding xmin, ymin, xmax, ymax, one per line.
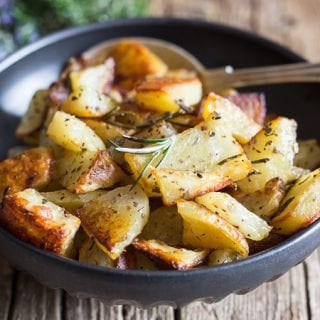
<box><xmin>1</xmin><ymin>1</ymin><xmax>320</xmax><ymax>319</ymax></box>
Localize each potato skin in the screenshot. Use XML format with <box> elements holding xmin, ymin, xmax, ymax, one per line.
<box><xmin>0</xmin><ymin>147</ymin><xmax>54</xmax><ymax>196</ymax></box>
<box><xmin>0</xmin><ymin>189</ymin><xmax>80</xmax><ymax>255</ymax></box>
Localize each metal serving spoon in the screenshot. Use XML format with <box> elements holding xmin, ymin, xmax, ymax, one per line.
<box><xmin>82</xmin><ymin>37</ymin><xmax>320</xmax><ymax>93</ymax></box>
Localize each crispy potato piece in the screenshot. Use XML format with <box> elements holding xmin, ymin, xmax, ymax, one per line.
<box><xmin>196</xmin><ymin>192</ymin><xmax>272</xmax><ymax>241</ymax></box>
<box><xmin>42</xmin><ymin>190</ymin><xmax>107</xmax><ymax>211</ymax></box>
<box><xmin>177</xmin><ymin>200</ymin><xmax>249</xmax><ymax>256</ymax></box>
<box><xmin>124</xmin><ymin>121</ymin><xmax>176</xmax><ymax>197</ymax></box>
<box><xmin>135</xmin><ymin>76</ymin><xmax>202</xmax><ymax>113</ymax></box>
<box><xmin>0</xmin><ymin>147</ymin><xmax>54</xmax><ymax>197</ymax></box>
<box><xmin>133</xmin><ymin>239</ymin><xmax>208</xmax><ymax>270</ymax></box>
<box><xmin>203</xmin><ymin>92</ymin><xmax>261</xmax><ymax>144</ymax></box>
<box><xmin>226</xmin><ymin>92</ymin><xmax>266</xmax><ymax>125</ymax></box>
<box><xmin>57</xmin><ymin>150</ymin><xmax>124</xmax><ymax>193</ymax></box>
<box><xmin>141</xmin><ymin>206</ymin><xmax>183</xmax><ymax>246</ymax></box>
<box><xmin>78</xmin><ymin>185</ymin><xmax>149</xmax><ymax>259</ymax></box>
<box><xmin>109</xmin><ymin>40</ymin><xmax>167</xmax><ymax>80</ymax></box>
<box><xmin>61</xmin><ymin>86</ymin><xmax>116</xmax><ymax>118</ymax></box>
<box><xmin>0</xmin><ymin>188</ymin><xmax>80</xmax><ymax>255</ymax></box>
<box><xmin>150</xmin><ymin>124</ymin><xmax>252</xmax><ymax>205</ymax></box>
<box><xmin>231</xmin><ymin>178</ymin><xmax>285</xmax><ymax>219</ymax></box>
<box><xmin>237</xmin><ymin>117</ymin><xmax>298</xmax><ymax>193</ymax></box>
<box><xmin>294</xmin><ymin>139</ymin><xmax>320</xmax><ymax>170</ymax></box>
<box><xmin>70</xmin><ymin>58</ymin><xmax>114</xmax><ymax>94</ymax></box>
<box><xmin>47</xmin><ymin>111</ymin><xmax>106</xmax><ymax>152</ymax></box>
<box><xmin>271</xmin><ymin>168</ymin><xmax>320</xmax><ymax>235</ymax></box>
<box><xmin>207</xmin><ymin>249</ymin><xmax>241</xmax><ymax>266</ymax></box>
<box><xmin>16</xmin><ymin>90</ymin><xmax>49</xmax><ymax>138</ymax></box>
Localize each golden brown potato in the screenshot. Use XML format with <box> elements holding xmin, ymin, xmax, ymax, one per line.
<box><xmin>237</xmin><ymin>117</ymin><xmax>298</xmax><ymax>193</ymax></box>
<box><xmin>69</xmin><ymin>58</ymin><xmax>114</xmax><ymax>94</ymax></box>
<box><xmin>230</xmin><ymin>178</ymin><xmax>285</xmax><ymax>219</ymax></box>
<box><xmin>271</xmin><ymin>168</ymin><xmax>320</xmax><ymax>235</ymax></box>
<box><xmin>133</xmin><ymin>239</ymin><xmax>209</xmax><ymax>270</ymax></box>
<box><xmin>207</xmin><ymin>249</ymin><xmax>241</xmax><ymax>266</ymax></box>
<box><xmin>294</xmin><ymin>139</ymin><xmax>320</xmax><ymax>170</ymax></box>
<box><xmin>135</xmin><ymin>76</ymin><xmax>202</xmax><ymax>113</ymax></box>
<box><xmin>177</xmin><ymin>200</ymin><xmax>249</xmax><ymax>256</ymax></box>
<box><xmin>0</xmin><ymin>147</ymin><xmax>54</xmax><ymax>197</ymax></box>
<box><xmin>203</xmin><ymin>92</ymin><xmax>261</xmax><ymax>144</ymax></box>
<box><xmin>226</xmin><ymin>92</ymin><xmax>266</xmax><ymax>125</ymax></box>
<box><xmin>41</xmin><ymin>190</ymin><xmax>107</xmax><ymax>211</ymax></box>
<box><xmin>78</xmin><ymin>185</ymin><xmax>149</xmax><ymax>259</ymax></box>
<box><xmin>141</xmin><ymin>206</ymin><xmax>183</xmax><ymax>246</ymax></box>
<box><xmin>16</xmin><ymin>90</ymin><xmax>49</xmax><ymax>138</ymax></box>
<box><xmin>57</xmin><ymin>150</ymin><xmax>124</xmax><ymax>193</ymax></box>
<box><xmin>195</xmin><ymin>192</ymin><xmax>272</xmax><ymax>241</ymax></box>
<box><xmin>47</xmin><ymin>111</ymin><xmax>106</xmax><ymax>152</ymax></box>
<box><xmin>109</xmin><ymin>40</ymin><xmax>167</xmax><ymax>80</ymax></box>
<box><xmin>0</xmin><ymin>188</ymin><xmax>80</xmax><ymax>255</ymax></box>
<box><xmin>61</xmin><ymin>86</ymin><xmax>117</xmax><ymax>118</ymax></box>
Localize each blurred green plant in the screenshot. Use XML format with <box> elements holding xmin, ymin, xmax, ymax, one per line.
<box><xmin>0</xmin><ymin>0</ymin><xmax>149</xmax><ymax>60</ymax></box>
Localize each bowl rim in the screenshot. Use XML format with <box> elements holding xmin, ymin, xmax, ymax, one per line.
<box><xmin>1</xmin><ymin>17</ymin><xmax>319</xmax><ymax>279</ymax></box>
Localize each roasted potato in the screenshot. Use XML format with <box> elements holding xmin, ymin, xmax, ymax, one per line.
<box><xmin>78</xmin><ymin>185</ymin><xmax>149</xmax><ymax>259</ymax></box>
<box><xmin>69</xmin><ymin>58</ymin><xmax>114</xmax><ymax>94</ymax></box>
<box><xmin>177</xmin><ymin>200</ymin><xmax>249</xmax><ymax>256</ymax></box>
<box><xmin>135</xmin><ymin>76</ymin><xmax>202</xmax><ymax>113</ymax></box>
<box><xmin>237</xmin><ymin>117</ymin><xmax>298</xmax><ymax>193</ymax></box>
<box><xmin>294</xmin><ymin>139</ymin><xmax>320</xmax><ymax>170</ymax></box>
<box><xmin>207</xmin><ymin>249</ymin><xmax>241</xmax><ymax>266</ymax></box>
<box><xmin>61</xmin><ymin>86</ymin><xmax>117</xmax><ymax>118</ymax></box>
<box><xmin>0</xmin><ymin>147</ymin><xmax>54</xmax><ymax>198</ymax></box>
<box><xmin>271</xmin><ymin>168</ymin><xmax>320</xmax><ymax>235</ymax></box>
<box><xmin>42</xmin><ymin>189</ymin><xmax>107</xmax><ymax>211</ymax></box>
<box><xmin>57</xmin><ymin>149</ymin><xmax>124</xmax><ymax>193</ymax></box>
<box><xmin>16</xmin><ymin>90</ymin><xmax>49</xmax><ymax>138</ymax></box>
<box><xmin>195</xmin><ymin>192</ymin><xmax>272</xmax><ymax>241</ymax></box>
<box><xmin>47</xmin><ymin>111</ymin><xmax>106</xmax><ymax>152</ymax></box>
<box><xmin>109</xmin><ymin>40</ymin><xmax>167</xmax><ymax>80</ymax></box>
<box><xmin>133</xmin><ymin>239</ymin><xmax>209</xmax><ymax>270</ymax></box>
<box><xmin>226</xmin><ymin>92</ymin><xmax>266</xmax><ymax>125</ymax></box>
<box><xmin>230</xmin><ymin>178</ymin><xmax>285</xmax><ymax>219</ymax></box>
<box><xmin>0</xmin><ymin>188</ymin><xmax>80</xmax><ymax>255</ymax></box>
<box><xmin>150</xmin><ymin>124</ymin><xmax>252</xmax><ymax>205</ymax></box>
<box><xmin>203</xmin><ymin>92</ymin><xmax>261</xmax><ymax>144</ymax></box>
<box><xmin>141</xmin><ymin>206</ymin><xmax>183</xmax><ymax>246</ymax></box>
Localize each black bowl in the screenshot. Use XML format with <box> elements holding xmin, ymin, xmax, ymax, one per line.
<box><xmin>0</xmin><ymin>18</ymin><xmax>320</xmax><ymax>308</ymax></box>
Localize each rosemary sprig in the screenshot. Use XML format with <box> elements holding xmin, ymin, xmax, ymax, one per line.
<box><xmin>108</xmin><ymin>134</ymin><xmax>176</xmax><ymax>190</ymax></box>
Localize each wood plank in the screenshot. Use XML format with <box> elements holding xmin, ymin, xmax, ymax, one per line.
<box><xmin>9</xmin><ymin>272</ymin><xmax>63</xmax><ymax>320</ymax></box>
<box><xmin>0</xmin><ymin>256</ymin><xmax>14</xmax><ymax>320</ymax></box>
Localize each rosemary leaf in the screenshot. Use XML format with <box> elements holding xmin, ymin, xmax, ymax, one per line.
<box><xmin>251</xmin><ymin>158</ymin><xmax>270</xmax><ymax>164</ymax></box>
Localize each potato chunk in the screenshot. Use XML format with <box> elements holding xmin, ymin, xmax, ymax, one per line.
<box><xmin>135</xmin><ymin>77</ymin><xmax>202</xmax><ymax>113</ymax></box>
<box><xmin>141</xmin><ymin>206</ymin><xmax>183</xmax><ymax>246</ymax></box>
<box><xmin>70</xmin><ymin>59</ymin><xmax>114</xmax><ymax>93</ymax></box>
<box><xmin>177</xmin><ymin>200</ymin><xmax>249</xmax><ymax>256</ymax></box>
<box><xmin>16</xmin><ymin>90</ymin><xmax>48</xmax><ymax>138</ymax></box>
<box><xmin>237</xmin><ymin>117</ymin><xmax>298</xmax><ymax>193</ymax></box>
<box><xmin>0</xmin><ymin>189</ymin><xmax>80</xmax><ymax>255</ymax></box>
<box><xmin>42</xmin><ymin>190</ymin><xmax>107</xmax><ymax>211</ymax></box>
<box><xmin>294</xmin><ymin>139</ymin><xmax>320</xmax><ymax>170</ymax></box>
<box><xmin>196</xmin><ymin>192</ymin><xmax>272</xmax><ymax>241</ymax></box>
<box><xmin>61</xmin><ymin>86</ymin><xmax>116</xmax><ymax>118</ymax></box>
<box><xmin>0</xmin><ymin>147</ymin><xmax>54</xmax><ymax>197</ymax></box>
<box><xmin>109</xmin><ymin>40</ymin><xmax>167</xmax><ymax>79</ymax></box>
<box><xmin>207</xmin><ymin>249</ymin><xmax>241</xmax><ymax>266</ymax></box>
<box><xmin>57</xmin><ymin>150</ymin><xmax>124</xmax><ymax>193</ymax></box>
<box><xmin>47</xmin><ymin>111</ymin><xmax>106</xmax><ymax>152</ymax></box>
<box><xmin>203</xmin><ymin>92</ymin><xmax>261</xmax><ymax>144</ymax></box>
<box><xmin>133</xmin><ymin>239</ymin><xmax>208</xmax><ymax>270</ymax></box>
<box><xmin>271</xmin><ymin>169</ymin><xmax>320</xmax><ymax>235</ymax></box>
<box><xmin>150</xmin><ymin>124</ymin><xmax>252</xmax><ymax>205</ymax></box>
<box><xmin>230</xmin><ymin>178</ymin><xmax>285</xmax><ymax>219</ymax></box>
<box><xmin>78</xmin><ymin>185</ymin><xmax>149</xmax><ymax>259</ymax></box>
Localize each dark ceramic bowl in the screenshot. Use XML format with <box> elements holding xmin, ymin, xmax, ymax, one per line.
<box><xmin>0</xmin><ymin>18</ymin><xmax>320</xmax><ymax>308</ymax></box>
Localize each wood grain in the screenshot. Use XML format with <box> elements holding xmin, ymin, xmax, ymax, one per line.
<box><xmin>1</xmin><ymin>0</ymin><xmax>320</xmax><ymax>319</ymax></box>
